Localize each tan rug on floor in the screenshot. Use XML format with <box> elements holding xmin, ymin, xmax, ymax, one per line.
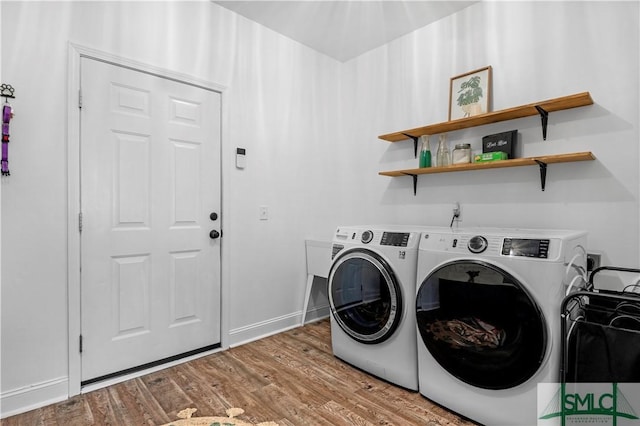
<box><xmin>161</xmin><ymin>407</ymin><xmax>279</xmax><ymax>426</ymax></box>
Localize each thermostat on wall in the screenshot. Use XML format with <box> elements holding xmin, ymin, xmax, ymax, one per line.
<box><xmin>236</xmin><ymin>147</ymin><xmax>246</xmax><ymax>169</ymax></box>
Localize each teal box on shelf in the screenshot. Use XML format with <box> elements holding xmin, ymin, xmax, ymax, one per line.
<box><xmin>482</xmin><ymin>130</ymin><xmax>517</xmax><ymax>159</ymax></box>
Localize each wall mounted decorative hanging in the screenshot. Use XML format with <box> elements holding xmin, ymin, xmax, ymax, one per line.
<box><xmin>1</xmin><ymin>83</ymin><xmax>15</xmax><ymax>176</ymax></box>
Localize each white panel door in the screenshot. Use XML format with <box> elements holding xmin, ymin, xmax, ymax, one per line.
<box><xmin>80</xmin><ymin>58</ymin><xmax>221</xmax><ymax>382</ymax></box>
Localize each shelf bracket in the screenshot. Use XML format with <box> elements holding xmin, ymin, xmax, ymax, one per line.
<box><xmin>534</xmin><ymin>159</ymin><xmax>548</xmax><ymax>191</ymax></box>
<box><xmin>402</xmin><ymin>173</ymin><xmax>418</xmax><ymax>195</ymax></box>
<box><xmin>535</xmin><ymin>105</ymin><xmax>549</xmax><ymax>140</ymax></box>
<box><xmin>402</xmin><ymin>133</ymin><xmax>419</xmax><ymax>158</ymax></box>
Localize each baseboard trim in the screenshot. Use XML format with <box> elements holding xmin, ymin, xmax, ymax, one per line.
<box><xmin>1</xmin><ymin>376</ymin><xmax>68</xmax><ymax>419</ymax></box>
<box><xmin>229</xmin><ymin>312</ymin><xmax>301</xmax><ymax>348</ymax></box>
<box><xmin>303</xmin><ymin>304</ymin><xmax>330</xmax><ymax>324</ymax></box>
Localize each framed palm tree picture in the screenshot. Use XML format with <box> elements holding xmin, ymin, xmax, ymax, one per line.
<box><xmin>448</xmin><ymin>66</ymin><xmax>492</xmax><ymax>121</ymax></box>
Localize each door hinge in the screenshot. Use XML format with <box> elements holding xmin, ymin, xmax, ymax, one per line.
<box><xmin>78</xmin><ymin>212</ymin><xmax>83</xmax><ymax>233</ymax></box>
<box><xmin>79</xmin><ymin>335</ymin><xmax>83</xmax><ymax>353</ymax></box>
<box><xmin>78</xmin><ymin>89</ymin><xmax>82</xmax><ymax>109</ymax></box>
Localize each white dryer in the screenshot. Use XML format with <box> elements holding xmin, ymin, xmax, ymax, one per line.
<box><xmin>328</xmin><ymin>225</ymin><xmax>443</xmax><ymax>391</ymax></box>
<box><xmin>415</xmin><ymin>227</ymin><xmax>587</xmax><ymax>426</ymax></box>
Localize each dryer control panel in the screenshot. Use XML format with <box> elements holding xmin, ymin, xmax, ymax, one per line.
<box><xmin>420</xmin><ymin>231</ymin><xmax>563</xmax><ymax>261</ymax></box>
<box><xmin>502</xmin><ymin>238</ymin><xmax>550</xmax><ymax>258</ymax></box>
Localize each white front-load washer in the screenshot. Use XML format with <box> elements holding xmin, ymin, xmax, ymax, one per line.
<box><xmin>415</xmin><ymin>227</ymin><xmax>587</xmax><ymax>426</ymax></box>
<box><xmin>328</xmin><ymin>225</ymin><xmax>443</xmax><ymax>391</ymax></box>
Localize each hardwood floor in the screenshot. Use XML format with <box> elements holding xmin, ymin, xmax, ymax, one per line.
<box><xmin>2</xmin><ymin>319</ymin><xmax>477</xmax><ymax>425</ymax></box>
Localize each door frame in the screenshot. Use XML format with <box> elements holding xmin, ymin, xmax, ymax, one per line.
<box><xmin>66</xmin><ymin>43</ymin><xmax>229</xmax><ymax>396</ymax></box>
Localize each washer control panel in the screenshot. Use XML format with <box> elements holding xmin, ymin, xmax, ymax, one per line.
<box><xmin>334</xmin><ymin>227</ymin><xmax>417</xmax><ymax>248</ymax></box>
<box><xmin>381</xmin><ymin>232</ymin><xmax>411</xmax><ymax>247</ymax></box>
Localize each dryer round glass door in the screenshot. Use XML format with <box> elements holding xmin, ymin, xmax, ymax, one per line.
<box><xmin>328</xmin><ymin>249</ymin><xmax>402</xmax><ymax>344</ymax></box>
<box><xmin>416</xmin><ymin>260</ymin><xmax>547</xmax><ymax>390</ymax></box>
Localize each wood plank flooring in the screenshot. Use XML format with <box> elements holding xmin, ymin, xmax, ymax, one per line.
<box><xmin>2</xmin><ymin>319</ymin><xmax>478</xmax><ymax>425</ymax></box>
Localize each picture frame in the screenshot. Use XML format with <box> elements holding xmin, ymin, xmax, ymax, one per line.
<box><xmin>448</xmin><ymin>66</ymin><xmax>492</xmax><ymax>121</ymax></box>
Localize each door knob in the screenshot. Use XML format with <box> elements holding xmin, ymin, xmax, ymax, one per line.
<box><xmin>210</xmin><ymin>212</ymin><xmax>218</xmax><ymax>221</ymax></box>
<box><xmin>209</xmin><ymin>230</ymin><xmax>220</xmax><ymax>239</ymax></box>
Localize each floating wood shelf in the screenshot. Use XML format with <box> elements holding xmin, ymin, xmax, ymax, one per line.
<box><xmin>379</xmin><ymin>152</ymin><xmax>595</xmax><ymax>177</ymax></box>
<box><xmin>377</xmin><ymin>91</ymin><xmax>595</xmax><ymax>194</ymax></box>
<box><xmin>378</xmin><ymin>92</ymin><xmax>593</xmax><ymax>143</ymax></box>
<box><xmin>379</xmin><ymin>152</ymin><xmax>596</xmax><ymax>193</ymax></box>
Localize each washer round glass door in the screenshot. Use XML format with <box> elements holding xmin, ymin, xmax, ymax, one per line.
<box><xmin>328</xmin><ymin>249</ymin><xmax>402</xmax><ymax>344</ymax></box>
<box><xmin>416</xmin><ymin>260</ymin><xmax>547</xmax><ymax>390</ymax></box>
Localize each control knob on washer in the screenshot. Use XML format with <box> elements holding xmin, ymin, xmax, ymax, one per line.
<box><xmin>468</xmin><ymin>235</ymin><xmax>488</xmax><ymax>253</ymax></box>
<box><xmin>361</xmin><ymin>230</ymin><xmax>374</xmax><ymax>244</ymax></box>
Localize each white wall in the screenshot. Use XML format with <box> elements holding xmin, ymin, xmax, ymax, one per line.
<box><xmin>222</xmin><ymin>11</ymin><xmax>341</xmax><ymax>336</ymax></box>
<box><xmin>0</xmin><ymin>0</ymin><xmax>341</xmax><ymax>417</ymax></box>
<box><xmin>343</xmin><ymin>1</ymin><xmax>640</xmax><ymax>268</ymax></box>
<box><xmin>1</xmin><ymin>0</ymin><xmax>638</xmax><ymax>418</ymax></box>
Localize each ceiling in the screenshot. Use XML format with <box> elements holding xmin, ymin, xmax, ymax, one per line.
<box><xmin>213</xmin><ymin>1</ymin><xmax>478</xmax><ymax>62</ymax></box>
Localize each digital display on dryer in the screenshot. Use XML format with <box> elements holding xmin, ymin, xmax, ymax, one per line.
<box><xmin>381</xmin><ymin>232</ymin><xmax>410</xmax><ymax>247</ymax></box>
<box><xmin>502</xmin><ymin>238</ymin><xmax>550</xmax><ymax>258</ymax></box>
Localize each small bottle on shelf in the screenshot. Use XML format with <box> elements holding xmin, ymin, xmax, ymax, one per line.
<box><xmin>419</xmin><ymin>135</ymin><xmax>431</xmax><ymax>168</ymax></box>
<box><xmin>436</xmin><ymin>134</ymin><xmax>450</xmax><ymax>166</ymax></box>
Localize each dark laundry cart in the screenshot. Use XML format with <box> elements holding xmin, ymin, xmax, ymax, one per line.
<box><xmin>561</xmin><ymin>266</ymin><xmax>640</xmax><ymax>383</ymax></box>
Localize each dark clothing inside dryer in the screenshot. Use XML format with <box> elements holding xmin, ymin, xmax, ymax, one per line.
<box><xmin>417</xmin><ymin>262</ymin><xmax>546</xmax><ymax>390</ymax></box>
<box><xmin>427</xmin><ymin>316</ymin><xmax>506</xmax><ymax>349</ymax></box>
